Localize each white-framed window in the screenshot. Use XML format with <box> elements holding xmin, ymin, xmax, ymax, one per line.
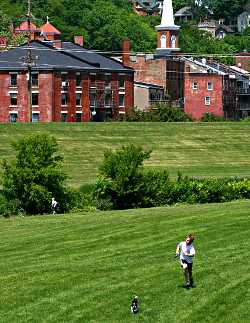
<box><xmin>119</xmin><ymin>93</ymin><xmax>125</xmax><ymax>107</ymax></box>
<box><xmin>31</xmin><ymin>72</ymin><xmax>39</xmax><ymax>87</ymax></box>
<box><xmin>76</xmin><ymin>92</ymin><xmax>82</xmax><ymax>106</ymax></box>
<box><xmin>205</xmin><ymin>96</ymin><xmax>211</xmax><ymax>105</ymax></box>
<box><xmin>9</xmin><ymin>112</ymin><xmax>18</xmax><ymax>123</ymax></box>
<box><xmin>192</xmin><ymin>82</ymin><xmax>198</xmax><ymax>90</ymax></box>
<box><xmin>105</xmin><ymin>91</ymin><xmax>111</xmax><ymax>107</ymax></box>
<box><xmin>10</xmin><ymin>73</ymin><xmax>18</xmax><ymax>87</ymax></box>
<box><xmin>32</xmin><ymin>92</ymin><xmax>39</xmax><ymax>106</ymax></box>
<box><xmin>61</xmin><ymin>112</ymin><xmax>67</xmax><ymax>122</ymax></box>
<box><xmin>118</xmin><ymin>77</ymin><xmax>125</xmax><ymax>89</ymax></box>
<box><xmin>10</xmin><ymin>92</ymin><xmax>17</xmax><ymax>106</ymax></box>
<box><xmin>76</xmin><ymin>73</ymin><xmax>82</xmax><ymax>87</ymax></box>
<box><xmin>207</xmin><ymin>82</ymin><xmax>213</xmax><ymax>91</ymax></box>
<box><xmin>61</xmin><ymin>93</ymin><xmax>68</xmax><ymax>106</ymax></box>
<box><xmin>32</xmin><ymin>112</ymin><xmax>40</xmax><ymax>122</ymax></box>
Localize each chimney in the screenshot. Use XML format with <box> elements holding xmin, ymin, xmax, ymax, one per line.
<box><xmin>74</xmin><ymin>36</ymin><xmax>84</xmax><ymax>47</ymax></box>
<box><xmin>122</xmin><ymin>39</ymin><xmax>130</xmax><ymax>67</ymax></box>
<box><xmin>53</xmin><ymin>40</ymin><xmax>62</xmax><ymax>49</ymax></box>
<box><xmin>0</xmin><ymin>36</ymin><xmax>8</xmax><ymax>49</ymax></box>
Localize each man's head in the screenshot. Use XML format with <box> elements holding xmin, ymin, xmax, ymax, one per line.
<box><xmin>186</xmin><ymin>234</ymin><xmax>194</xmax><ymax>245</ymax></box>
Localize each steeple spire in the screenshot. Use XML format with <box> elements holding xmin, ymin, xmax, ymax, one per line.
<box><xmin>155</xmin><ymin>0</ymin><xmax>180</xmax><ymax>54</ymax></box>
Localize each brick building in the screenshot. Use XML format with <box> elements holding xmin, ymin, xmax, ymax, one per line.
<box><xmin>130</xmin><ymin>0</ymin><xmax>163</xmax><ymax>16</ymax></box>
<box><xmin>125</xmin><ymin>0</ymin><xmax>250</xmax><ymax>119</ymax></box>
<box><xmin>0</xmin><ymin>33</ymin><xmax>134</xmax><ymax>123</ymax></box>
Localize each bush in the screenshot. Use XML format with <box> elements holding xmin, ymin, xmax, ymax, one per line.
<box><xmin>1</xmin><ymin>134</ymin><xmax>71</xmax><ymax>215</ymax></box>
<box><xmin>201</xmin><ymin>113</ymin><xmax>227</xmax><ymax>122</ymax></box>
<box><xmin>94</xmin><ymin>144</ymin><xmax>151</xmax><ymax>209</ymax></box>
<box><xmin>118</xmin><ymin>105</ymin><xmax>192</xmax><ymax>122</ymax></box>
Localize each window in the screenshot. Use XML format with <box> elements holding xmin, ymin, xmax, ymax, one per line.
<box><xmin>192</xmin><ymin>82</ymin><xmax>198</xmax><ymax>90</ymax></box>
<box><xmin>119</xmin><ymin>77</ymin><xmax>125</xmax><ymax>89</ymax></box>
<box><xmin>31</xmin><ymin>73</ymin><xmax>38</xmax><ymax>87</ymax></box>
<box><xmin>105</xmin><ymin>92</ymin><xmax>111</xmax><ymax>107</ymax></box>
<box><xmin>61</xmin><ymin>93</ymin><xmax>68</xmax><ymax>106</ymax></box>
<box><xmin>32</xmin><ymin>93</ymin><xmax>39</xmax><ymax>106</ymax></box>
<box><xmin>207</xmin><ymin>82</ymin><xmax>213</xmax><ymax>91</ymax></box>
<box><xmin>90</xmin><ymin>91</ymin><xmax>96</xmax><ymax>107</ymax></box>
<box><xmin>61</xmin><ymin>112</ymin><xmax>67</xmax><ymax>122</ymax></box>
<box><xmin>119</xmin><ymin>93</ymin><xmax>125</xmax><ymax>107</ymax></box>
<box><xmin>105</xmin><ymin>76</ymin><xmax>111</xmax><ymax>88</ymax></box>
<box><xmin>61</xmin><ymin>73</ymin><xmax>68</xmax><ymax>82</ymax></box>
<box><xmin>32</xmin><ymin>113</ymin><xmax>39</xmax><ymax>122</ymax></box>
<box><xmin>9</xmin><ymin>113</ymin><xmax>18</xmax><ymax>123</ymax></box>
<box><xmin>90</xmin><ymin>74</ymin><xmax>96</xmax><ymax>88</ymax></box>
<box><xmin>10</xmin><ymin>73</ymin><xmax>17</xmax><ymax>87</ymax></box>
<box><xmin>75</xmin><ymin>113</ymin><xmax>82</xmax><ymax>122</ymax></box>
<box><xmin>76</xmin><ymin>73</ymin><xmax>82</xmax><ymax>87</ymax></box>
<box><xmin>10</xmin><ymin>93</ymin><xmax>17</xmax><ymax>106</ymax></box>
<box><xmin>205</xmin><ymin>96</ymin><xmax>211</xmax><ymax>105</ymax></box>
<box><xmin>76</xmin><ymin>93</ymin><xmax>81</xmax><ymax>106</ymax></box>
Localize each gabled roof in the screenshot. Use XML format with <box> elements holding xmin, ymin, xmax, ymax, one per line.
<box><xmin>61</xmin><ymin>42</ymin><xmax>133</xmax><ymax>72</ymax></box>
<box><xmin>40</xmin><ymin>22</ymin><xmax>61</xmax><ymax>35</ymax></box>
<box><xmin>174</xmin><ymin>6</ymin><xmax>192</xmax><ymax>17</ymax></box>
<box><xmin>15</xmin><ymin>21</ymin><xmax>40</xmax><ymax>32</ymax></box>
<box><xmin>0</xmin><ymin>41</ymin><xmax>95</xmax><ymax>71</ymax></box>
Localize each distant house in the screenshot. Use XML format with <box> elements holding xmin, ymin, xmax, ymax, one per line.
<box><xmin>237</xmin><ymin>11</ymin><xmax>250</xmax><ymax>32</ymax></box>
<box><xmin>174</xmin><ymin>6</ymin><xmax>193</xmax><ymax>22</ymax></box>
<box><xmin>198</xmin><ymin>19</ymin><xmax>234</xmax><ymax>39</ymax></box>
<box><xmin>130</xmin><ymin>0</ymin><xmax>163</xmax><ymax>16</ymax></box>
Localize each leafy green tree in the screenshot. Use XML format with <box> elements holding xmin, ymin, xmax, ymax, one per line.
<box><xmin>94</xmin><ymin>144</ymin><xmax>151</xmax><ymax>209</ymax></box>
<box><xmin>2</xmin><ymin>134</ymin><xmax>71</xmax><ymax>215</ymax></box>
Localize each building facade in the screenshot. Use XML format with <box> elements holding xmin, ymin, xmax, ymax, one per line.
<box><xmin>0</xmin><ymin>30</ymin><xmax>134</xmax><ymax>123</ymax></box>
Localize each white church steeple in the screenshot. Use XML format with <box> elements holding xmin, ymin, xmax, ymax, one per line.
<box><xmin>155</xmin><ymin>0</ymin><xmax>180</xmax><ymax>54</ymax></box>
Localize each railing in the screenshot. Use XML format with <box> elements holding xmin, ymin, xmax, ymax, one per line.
<box><xmin>238</xmin><ymin>103</ymin><xmax>250</xmax><ymax>110</ymax></box>
<box><xmin>149</xmin><ymin>100</ymin><xmax>184</xmax><ymax>108</ymax></box>
<box><xmin>237</xmin><ymin>88</ymin><xmax>250</xmax><ymax>95</ymax></box>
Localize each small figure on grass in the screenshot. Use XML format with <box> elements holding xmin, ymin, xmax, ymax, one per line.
<box><xmin>131</xmin><ymin>296</ymin><xmax>139</xmax><ymax>314</ymax></box>
<box><xmin>176</xmin><ymin>234</ymin><xmax>196</xmax><ymax>289</ymax></box>
<box><xmin>51</xmin><ymin>197</ymin><xmax>58</xmax><ymax>215</ymax></box>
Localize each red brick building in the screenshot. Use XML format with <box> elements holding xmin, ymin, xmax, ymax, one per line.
<box><xmin>0</xmin><ymin>35</ymin><xmax>134</xmax><ymax>123</ymax></box>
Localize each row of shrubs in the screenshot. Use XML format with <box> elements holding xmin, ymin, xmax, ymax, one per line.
<box><xmin>116</xmin><ymin>105</ymin><xmax>228</xmax><ymax>122</ymax></box>
<box><xmin>1</xmin><ymin>136</ymin><xmax>249</xmax><ymax>216</ymax></box>
<box><xmin>94</xmin><ymin>172</ymin><xmax>250</xmax><ymax>210</ymax></box>
<box><xmin>93</xmin><ymin>145</ymin><xmax>250</xmax><ymax>210</ymax></box>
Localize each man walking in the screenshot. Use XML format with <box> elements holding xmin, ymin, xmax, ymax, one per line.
<box><xmin>176</xmin><ymin>234</ymin><xmax>196</xmax><ymax>288</ymax></box>
<box><xmin>51</xmin><ymin>197</ymin><xmax>58</xmax><ymax>215</ymax></box>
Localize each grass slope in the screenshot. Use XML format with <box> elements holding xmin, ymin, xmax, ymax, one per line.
<box><xmin>0</xmin><ymin>200</ymin><xmax>249</xmax><ymax>322</ymax></box>
<box><xmin>0</xmin><ymin>123</ymin><xmax>250</xmax><ymax>187</ymax></box>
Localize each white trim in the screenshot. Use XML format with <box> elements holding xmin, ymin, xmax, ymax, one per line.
<box><xmin>32</xmin><ymin>90</ymin><xmax>39</xmax><ymax>94</ymax></box>
<box><xmin>9</xmin><ymin>111</ymin><xmax>18</xmax><ymax>114</ymax></box>
<box><xmin>119</xmin><ymin>91</ymin><xmax>125</xmax><ymax>94</ymax></box>
<box><xmin>61</xmin><ymin>111</ymin><xmax>68</xmax><ymax>113</ymax></box>
<box><xmin>75</xmin><ymin>91</ymin><xmax>82</xmax><ymax>94</ymax></box>
<box><xmin>76</xmin><ymin>111</ymin><xmax>83</xmax><ymax>114</ymax></box>
<box><xmin>119</xmin><ymin>111</ymin><xmax>126</xmax><ymax>114</ymax></box>
<box><xmin>61</xmin><ymin>72</ymin><xmax>68</xmax><ymax>75</ymax></box>
<box><xmin>32</xmin><ymin>111</ymin><xmax>40</xmax><ymax>113</ymax></box>
<box><xmin>8</xmin><ymin>91</ymin><xmax>18</xmax><ymax>94</ymax></box>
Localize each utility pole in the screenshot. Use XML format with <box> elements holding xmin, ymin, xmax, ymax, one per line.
<box><xmin>27</xmin><ymin>0</ymin><xmax>33</xmax><ymax>122</ymax></box>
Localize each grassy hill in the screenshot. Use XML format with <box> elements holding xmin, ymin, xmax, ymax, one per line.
<box><xmin>0</xmin><ymin>200</ymin><xmax>249</xmax><ymax>322</ymax></box>
<box><xmin>1</xmin><ymin>122</ymin><xmax>250</xmax><ymax>187</ymax></box>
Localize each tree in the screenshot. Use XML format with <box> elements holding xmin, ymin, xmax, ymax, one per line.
<box><xmin>94</xmin><ymin>144</ymin><xmax>151</xmax><ymax>209</ymax></box>
<box><xmin>2</xmin><ymin>134</ymin><xmax>71</xmax><ymax>215</ymax></box>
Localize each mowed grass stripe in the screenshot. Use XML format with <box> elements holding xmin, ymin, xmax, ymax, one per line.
<box><xmin>0</xmin><ymin>200</ymin><xmax>250</xmax><ymax>322</ymax></box>
<box><xmin>1</xmin><ymin>122</ymin><xmax>250</xmax><ymax>186</ymax></box>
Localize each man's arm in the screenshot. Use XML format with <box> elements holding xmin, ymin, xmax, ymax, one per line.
<box><xmin>184</xmin><ymin>246</ymin><xmax>195</xmax><ymax>257</ymax></box>
<box><xmin>176</xmin><ymin>243</ymin><xmax>180</xmax><ymax>256</ymax></box>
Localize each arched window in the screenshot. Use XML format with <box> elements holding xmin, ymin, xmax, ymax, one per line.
<box><xmin>160</xmin><ymin>34</ymin><xmax>167</xmax><ymax>48</ymax></box>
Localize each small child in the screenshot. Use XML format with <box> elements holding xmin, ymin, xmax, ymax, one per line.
<box><xmin>51</xmin><ymin>197</ymin><xmax>58</xmax><ymax>215</ymax></box>
<box><xmin>131</xmin><ymin>296</ymin><xmax>139</xmax><ymax>314</ymax></box>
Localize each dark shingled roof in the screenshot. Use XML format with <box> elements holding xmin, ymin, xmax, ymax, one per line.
<box><xmin>0</xmin><ymin>41</ymin><xmax>100</xmax><ymax>71</ymax></box>
<box><xmin>61</xmin><ymin>42</ymin><xmax>133</xmax><ymax>73</ymax></box>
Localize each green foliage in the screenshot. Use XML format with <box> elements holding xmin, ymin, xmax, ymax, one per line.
<box><xmin>122</xmin><ymin>105</ymin><xmax>192</xmax><ymax>122</ymax></box>
<box><xmin>1</xmin><ymin>134</ymin><xmax>71</xmax><ymax>215</ymax></box>
<box><xmin>94</xmin><ymin>144</ymin><xmax>151</xmax><ymax>209</ymax></box>
<box><xmin>201</xmin><ymin>112</ymin><xmax>227</xmax><ymax>122</ymax></box>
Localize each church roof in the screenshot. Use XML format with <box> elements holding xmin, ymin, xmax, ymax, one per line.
<box><xmin>15</xmin><ymin>21</ymin><xmax>40</xmax><ymax>32</ymax></box>
<box><xmin>40</xmin><ymin>22</ymin><xmax>61</xmax><ymax>35</ymax></box>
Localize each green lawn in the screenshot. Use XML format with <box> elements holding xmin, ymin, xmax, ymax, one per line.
<box><xmin>0</xmin><ymin>122</ymin><xmax>250</xmax><ymax>187</ymax></box>
<box><xmin>0</xmin><ymin>200</ymin><xmax>249</xmax><ymax>322</ymax></box>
